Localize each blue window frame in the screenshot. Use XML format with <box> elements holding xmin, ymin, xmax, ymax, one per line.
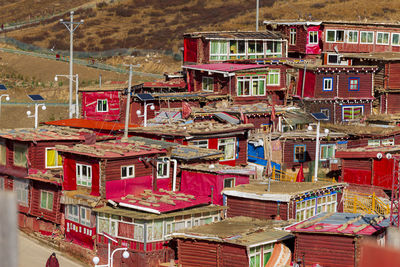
<box><xmin>348</xmin><ymin>77</ymin><xmax>360</xmax><ymax>91</ymax></box>
<box><xmin>323</xmin><ymin>77</ymin><xmax>333</xmax><ymax>91</ymax></box>
<box><xmin>294</xmin><ymin>145</ymin><xmax>306</xmax><ymax>162</ymax></box>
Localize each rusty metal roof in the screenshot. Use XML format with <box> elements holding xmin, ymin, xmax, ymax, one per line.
<box><xmin>184</xmin><ymin>31</ymin><xmax>283</xmax><ymax>40</ymax></box>
<box><xmin>170</xmin><ymin>216</ymin><xmax>293</xmax><ymax>247</ymax></box>
<box><xmin>45</xmin><ymin>118</ymin><xmax>139</xmax><ymax>131</ymax></box>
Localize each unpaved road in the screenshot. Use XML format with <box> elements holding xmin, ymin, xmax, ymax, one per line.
<box><xmin>18</xmin><ymin>231</ymin><xmax>86</xmax><ymax>267</ymax></box>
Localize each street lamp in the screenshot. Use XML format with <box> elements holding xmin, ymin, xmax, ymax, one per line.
<box><xmin>92</xmin><ymin>233</ymin><xmax>130</xmax><ymax>267</ymax></box>
<box><xmin>55</xmin><ymin>74</ymin><xmax>79</xmax><ymax>118</ymax></box>
<box><xmin>27</xmin><ymin>104</ymin><xmax>46</xmax><ymax>128</ymax></box>
<box><xmin>0</xmin><ymin>94</ymin><xmax>10</xmax><ymax>116</ymax></box>
<box><xmin>136</xmin><ymin>103</ymin><xmax>155</xmax><ymax>127</ymax></box>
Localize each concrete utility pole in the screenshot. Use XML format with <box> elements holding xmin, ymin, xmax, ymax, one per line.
<box><xmin>123</xmin><ymin>64</ymin><xmax>133</xmax><ymax>141</ymax></box>
<box><xmin>256</xmin><ymin>0</ymin><xmax>259</xmax><ymax>31</ymax></box>
<box><xmin>60</xmin><ymin>11</ymin><xmax>83</xmax><ymax>119</ymax></box>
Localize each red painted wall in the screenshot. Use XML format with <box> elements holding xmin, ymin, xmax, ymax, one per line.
<box><xmin>81</xmin><ymin>91</ymin><xmax>121</xmax><ymax>121</ymax></box>
<box><xmin>184</xmin><ymin>38</ymin><xmax>198</xmax><ymax>63</ymax></box>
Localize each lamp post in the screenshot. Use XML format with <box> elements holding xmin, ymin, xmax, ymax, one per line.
<box><xmin>59</xmin><ymin>11</ymin><xmax>83</xmax><ymax>119</ymax></box>
<box><xmin>27</xmin><ymin>103</ymin><xmax>46</xmax><ymax>128</ymax></box>
<box><xmin>0</xmin><ymin>94</ymin><xmax>10</xmax><ymax>116</ymax></box>
<box><xmin>55</xmin><ymin>74</ymin><xmax>79</xmax><ymax>118</ymax></box>
<box><xmin>136</xmin><ymin>102</ymin><xmax>155</xmax><ymax>127</ymax></box>
<box><xmin>92</xmin><ymin>233</ymin><xmax>130</xmax><ymax>267</ymax></box>
<box><xmin>308</xmin><ymin>124</ymin><xmax>329</xmax><ymax>182</ymax></box>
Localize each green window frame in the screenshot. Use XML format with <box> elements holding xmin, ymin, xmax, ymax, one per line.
<box><xmin>320</xmin><ymin>144</ymin><xmax>335</xmax><ymax>160</ymax></box>
<box><xmin>267</xmin><ymin>70</ymin><xmax>280</xmax><ymax>86</ymax></box>
<box><xmin>40</xmin><ymin>190</ymin><xmax>54</xmax><ymax>211</ymax></box>
<box><xmin>202</xmin><ymin>77</ymin><xmax>214</xmax><ymax>92</ymax></box>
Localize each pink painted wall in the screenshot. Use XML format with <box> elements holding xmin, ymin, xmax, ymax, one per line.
<box><xmin>306</xmin><ymin>26</ymin><xmax>322</xmax><ymax>55</ymax></box>
<box><xmin>180</xmin><ymin>170</ymin><xmax>250</xmax><ymax>205</ymax></box>
<box><xmin>105</xmin><ymin>175</ymin><xmax>170</xmax><ymax>199</ymax></box>
<box><xmin>81</xmin><ymin>91</ymin><xmax>121</xmax><ymax>121</ymax></box>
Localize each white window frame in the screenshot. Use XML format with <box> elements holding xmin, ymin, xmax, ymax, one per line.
<box><xmin>346</xmin><ymin>30</ymin><xmax>358</xmax><ymax>43</ymax></box>
<box><xmin>157</xmin><ymin>158</ymin><xmax>170</xmax><ymax>179</ymax></box>
<box><xmin>309</xmin><ymin>31</ymin><xmax>318</xmax><ymax>44</ymax></box>
<box><xmin>265</xmin><ymin>41</ymin><xmax>282</xmax><ymax>57</ymax></box>
<box><xmin>40</xmin><ymin>190</ymin><xmax>54</xmax><ymax>211</ymax></box>
<box><xmin>368</xmin><ymin>139</ymin><xmax>381</xmax><ymax>147</ymax></box>
<box><xmin>320</xmin><ymin>144</ymin><xmax>335</xmax><ymax>161</ymax></box>
<box><xmin>121</xmin><ymin>165</ymin><xmax>135</xmax><ymax>179</ymax></box>
<box><xmin>14</xmin><ymin>178</ymin><xmax>29</xmax><ymax>207</ymax></box>
<box><xmin>223</xmin><ymin>177</ymin><xmax>235</xmax><ymax>188</ymax></box>
<box><xmin>45</xmin><ymin>147</ymin><xmax>62</xmax><ymax>168</ymax></box>
<box><xmin>76</xmin><ymin>163</ymin><xmax>92</xmax><ymax>187</ymax></box>
<box><xmin>96</xmin><ymin>99</ymin><xmax>108</xmax><ymax>112</ymax></box>
<box><xmin>202</xmin><ymin>77</ymin><xmax>214</xmax><ymax>92</ymax></box>
<box><xmin>295</xmin><ymin>193</ymin><xmax>338</xmax><ymax>222</ymax></box>
<box><xmin>228</xmin><ymin>40</ymin><xmax>246</xmax><ymax>59</ymax></box>
<box><xmin>323</xmin><ymin>77</ymin><xmax>333</xmax><ymax>91</ymax></box>
<box><xmin>267</xmin><ymin>70</ymin><xmax>280</xmax><ymax>86</ymax></box>
<box><xmin>147</xmin><ymin>219</ymin><xmax>164</xmax><ymax>242</ymax></box>
<box><xmin>247</xmin><ymin>40</ymin><xmax>265</xmax><ymax>59</ymax></box>
<box><xmin>218</xmin><ymin>138</ymin><xmax>236</xmax><ymax>161</ymax></box>
<box><xmin>80</xmin><ymin>206</ymin><xmax>91</xmax><ymax>227</ymax></box>
<box><xmin>360</xmin><ymin>31</ymin><xmax>374</xmax><ymax>44</ymax></box>
<box><xmin>290</xmin><ymin>28</ymin><xmax>296</xmax><ymax>45</ymax></box>
<box><xmin>189</xmin><ymin>140</ymin><xmax>208</xmax><ymax>148</ymax></box>
<box><xmin>392</xmin><ymin>33</ymin><xmax>400</xmax><ymax>46</ymax></box>
<box><xmin>210</xmin><ymin>40</ymin><xmax>228</xmax><ymax>61</ymax></box>
<box><xmin>342</xmin><ymin>106</ymin><xmax>364</xmax><ymax>121</ymax></box>
<box><xmin>376</xmin><ymin>32</ymin><xmax>390</xmax><ymax>45</ymax></box>
<box><xmin>67</xmin><ymin>205</ymin><xmax>79</xmax><ymax>223</ymax></box>
<box><xmin>326</xmin><ymin>29</ymin><xmax>345</xmax><ymax>43</ymax></box>
<box><xmin>237</xmin><ymin>76</ymin><xmax>266</xmax><ymax>97</ymax></box>
<box><xmin>237</xmin><ymin>76</ymin><xmax>251</xmax><ymax>96</ymax></box>
<box><xmin>249</xmin><ymin>246</ymin><xmax>262</xmax><ymax>267</ymax></box>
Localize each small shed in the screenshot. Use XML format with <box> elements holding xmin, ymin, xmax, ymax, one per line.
<box><xmin>287</xmin><ymin>212</ymin><xmax>391</xmax><ymax>267</ymax></box>
<box><xmin>170</xmin><ymin>216</ymin><xmax>294</xmax><ymax>267</ymax></box>
<box><xmin>223</xmin><ymin>181</ymin><xmax>346</xmax><ymax>221</ymax></box>
<box><xmin>335</xmin><ymin>145</ymin><xmax>400</xmax><ymax>189</ymax></box>
<box><xmin>179</xmin><ymin>163</ymin><xmax>254</xmax><ymax>205</ymax></box>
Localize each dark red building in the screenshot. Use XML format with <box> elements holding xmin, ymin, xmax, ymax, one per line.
<box><xmin>293</xmin><ymin>65</ymin><xmax>377</xmax><ymax>123</ymax></box>
<box><xmin>183</xmin><ymin>63</ymin><xmax>289</xmax><ymax>105</ymax></box>
<box><xmin>170</xmin><ymin>216</ymin><xmax>294</xmax><ymax>267</ymax></box>
<box><xmin>128</xmin><ymin>122</ymin><xmax>253</xmax><ymax>166</ymax></box>
<box><xmin>183</xmin><ymin>31</ymin><xmax>287</xmax><ymax>65</ymax></box>
<box><xmin>0</xmin><ymin>127</ymin><xmax>92</xmax><ymax>234</ymax></box>
<box><xmin>223</xmin><ymin>181</ymin><xmax>346</xmax><ymax>222</ymax></box>
<box><xmin>287</xmin><ymin>212</ymin><xmax>390</xmax><ymax>267</ymax></box>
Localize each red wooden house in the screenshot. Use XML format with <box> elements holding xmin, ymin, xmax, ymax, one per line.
<box><xmin>128</xmin><ymin>121</ymin><xmax>254</xmax><ymax>166</ymax></box>
<box><xmin>335</xmin><ymin>145</ymin><xmax>400</xmax><ymax>190</ymax></box>
<box><xmin>183</xmin><ymin>63</ymin><xmax>289</xmax><ymax>105</ymax></box>
<box><xmin>0</xmin><ymin>127</ymin><xmax>92</xmax><ymax>234</ymax></box>
<box><xmin>223</xmin><ymin>181</ymin><xmax>346</xmax><ymax>222</ymax></box>
<box><xmin>183</xmin><ymin>31</ymin><xmax>287</xmax><ymax>65</ymax></box>
<box><xmin>170</xmin><ymin>216</ymin><xmax>294</xmax><ymax>267</ymax></box>
<box><xmin>93</xmin><ymin>200</ymin><xmax>225</xmax><ymax>267</ymax></box>
<box><xmin>341</xmin><ymin>53</ymin><xmax>400</xmax><ymax>114</ymax></box>
<box><xmin>294</xmin><ymin>65</ymin><xmax>377</xmax><ymax>123</ymax></box>
<box><xmin>57</xmin><ymin>140</ymin><xmax>168</xmax><ymax>249</ymax></box>
<box><xmin>287</xmin><ymin>212</ymin><xmax>390</xmax><ymax>267</ymax></box>
<box><xmin>79</xmin><ymin>85</ymin><xmax>125</xmax><ymax>122</ymax></box>
<box><xmin>264</xmin><ymin>20</ymin><xmax>400</xmax><ymax>60</ymax></box>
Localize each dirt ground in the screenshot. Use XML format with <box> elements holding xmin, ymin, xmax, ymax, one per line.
<box><xmin>0</xmin><ymin>105</ymin><xmax>68</xmax><ymax>129</ymax></box>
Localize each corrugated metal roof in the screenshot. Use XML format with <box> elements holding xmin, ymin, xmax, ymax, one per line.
<box><xmin>183</xmin><ymin>63</ymin><xmax>268</xmax><ymax>73</ymax></box>
<box><xmin>184</xmin><ymin>31</ymin><xmax>283</xmax><ymax>40</ymax></box>
<box><xmin>45</xmin><ymin>118</ymin><xmax>139</xmax><ymax>131</ymax></box>
<box><xmin>287</xmin><ymin>212</ymin><xmax>393</xmax><ymax>236</ymax></box>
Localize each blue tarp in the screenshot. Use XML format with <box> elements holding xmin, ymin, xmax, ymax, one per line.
<box><xmin>247</xmin><ymin>143</ymin><xmax>281</xmax><ymax>170</ymax></box>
